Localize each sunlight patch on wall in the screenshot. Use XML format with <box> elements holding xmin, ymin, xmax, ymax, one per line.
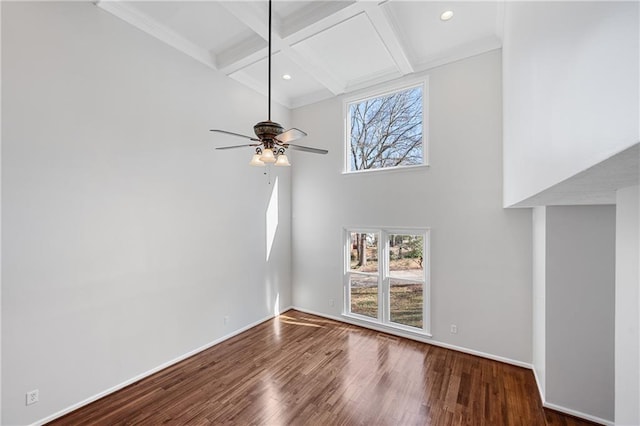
<box><xmin>266</xmin><ymin>177</ymin><xmax>279</xmax><ymax>261</ymax></box>
<box><xmin>274</xmin><ymin>292</ymin><xmax>280</xmax><ymax>315</ymax></box>
<box><xmin>272</xmin><ymin>297</ymin><xmax>282</xmax><ymax>341</ymax></box>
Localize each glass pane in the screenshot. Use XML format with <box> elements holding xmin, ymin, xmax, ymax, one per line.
<box><xmin>390</xmin><ymin>279</ymin><xmax>423</xmax><ymax>329</ymax></box>
<box><xmin>388</xmin><ymin>234</ymin><xmax>424</xmax><ymax>281</ymax></box>
<box><xmin>349</xmin><ymin>232</ymin><xmax>378</xmax><ymax>273</ymax></box>
<box><xmin>350</xmin><ymin>275</ymin><xmax>378</xmax><ymax>319</ymax></box>
<box><xmin>348</xmin><ymin>85</ymin><xmax>423</xmax><ymax>172</ymax></box>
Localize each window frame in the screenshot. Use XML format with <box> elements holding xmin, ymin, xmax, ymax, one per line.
<box><xmin>343</xmin><ymin>227</ymin><xmax>431</xmax><ymax>336</ymax></box>
<box><xmin>343</xmin><ymin>78</ymin><xmax>429</xmax><ymax>174</ymax></box>
<box><xmin>344</xmin><ymin>229</ymin><xmax>381</xmax><ymax>321</ymax></box>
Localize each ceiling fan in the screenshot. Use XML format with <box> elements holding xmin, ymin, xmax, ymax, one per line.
<box><xmin>210</xmin><ymin>0</ymin><xmax>328</xmax><ymax>167</ymax></box>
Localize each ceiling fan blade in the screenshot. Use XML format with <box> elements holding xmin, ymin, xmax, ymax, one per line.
<box><xmin>210</xmin><ymin>129</ymin><xmax>260</xmax><ymax>141</ymax></box>
<box><xmin>275</xmin><ymin>128</ymin><xmax>307</xmax><ymax>143</ymax></box>
<box><xmin>286</xmin><ymin>143</ymin><xmax>328</xmax><ymax>155</ymax></box>
<box><xmin>216</xmin><ymin>144</ymin><xmax>260</xmax><ymax>150</ymax></box>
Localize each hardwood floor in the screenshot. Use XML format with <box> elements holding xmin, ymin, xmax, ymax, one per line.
<box><xmin>49</xmin><ymin>310</ymin><xmax>599</xmax><ymax>426</ymax></box>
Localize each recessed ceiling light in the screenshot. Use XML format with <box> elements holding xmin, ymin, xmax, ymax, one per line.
<box><xmin>440</xmin><ymin>10</ymin><xmax>454</xmax><ymax>21</ymax></box>
<box><xmin>282</xmin><ymin>74</ymin><xmax>292</xmax><ymax>80</ymax></box>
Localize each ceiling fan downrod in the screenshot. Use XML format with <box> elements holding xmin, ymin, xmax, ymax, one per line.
<box><xmin>268</xmin><ymin>0</ymin><xmax>272</xmax><ymax>122</ymax></box>
<box><xmin>209</xmin><ymin>0</ymin><xmax>328</xmax><ymax>164</ymax></box>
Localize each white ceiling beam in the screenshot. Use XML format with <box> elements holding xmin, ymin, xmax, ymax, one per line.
<box><xmin>227</xmin><ymin>73</ymin><xmax>291</xmax><ymax>109</ymax></box>
<box><xmin>217</xmin><ymin>2</ymin><xmax>271</xmax><ymax>41</ymax></box>
<box><xmin>221</xmin><ymin>42</ymin><xmax>345</xmax><ymax>97</ymax></box>
<box><xmin>217</xmin><ymin>36</ymin><xmax>266</xmax><ymax>75</ymax></box>
<box><xmin>281</xmin><ymin>2</ymin><xmax>368</xmax><ymax>46</ymax></box>
<box><xmin>281</xmin><ymin>45</ymin><xmax>346</xmax><ymax>95</ymax></box>
<box><xmin>218</xmin><ymin>0</ymin><xmax>348</xmax><ymax>96</ymax></box>
<box><xmin>363</xmin><ymin>4</ymin><xmax>414</xmax><ymax>75</ymax></box>
<box><xmin>218</xmin><ymin>47</ymin><xmax>267</xmax><ymax>76</ymax></box>
<box><xmin>280</xmin><ymin>1</ymin><xmax>357</xmax><ymax>39</ymax></box>
<box><xmin>95</xmin><ymin>1</ymin><xmax>217</xmax><ymax>70</ymax></box>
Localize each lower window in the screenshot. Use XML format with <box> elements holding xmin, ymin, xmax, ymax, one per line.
<box><xmin>344</xmin><ymin>228</ymin><xmax>430</xmax><ymax>334</ymax></box>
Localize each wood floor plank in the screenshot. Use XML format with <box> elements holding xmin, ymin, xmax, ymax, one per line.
<box><xmin>48</xmin><ymin>310</ymin><xmax>601</xmax><ymax>426</ymax></box>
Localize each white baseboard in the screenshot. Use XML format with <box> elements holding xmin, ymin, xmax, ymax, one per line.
<box><xmin>530</xmin><ymin>354</ymin><xmax>612</xmax><ymax>425</ymax></box>
<box><xmin>290</xmin><ymin>306</ymin><xmax>616</xmax><ymax>426</ymax></box>
<box><xmin>543</xmin><ymin>401</ymin><xmax>613</xmax><ymax>426</ymax></box>
<box><xmin>33</xmin><ymin>306</ymin><xmax>612</xmax><ymax>426</ymax></box>
<box><xmin>290</xmin><ymin>305</ymin><xmax>532</xmax><ymax>369</ymax></box>
<box><xmin>33</xmin><ymin>308</ymin><xmax>290</xmax><ymax>426</ymax></box>
<box><xmin>532</xmin><ymin>366</ymin><xmax>546</xmax><ymax>404</ymax></box>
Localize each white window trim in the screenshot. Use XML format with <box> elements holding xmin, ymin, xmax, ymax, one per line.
<box><xmin>343</xmin><ymin>227</ymin><xmax>431</xmax><ymax>337</ymax></box>
<box><xmin>343</xmin><ymin>77</ymin><xmax>430</xmax><ymax>174</ymax></box>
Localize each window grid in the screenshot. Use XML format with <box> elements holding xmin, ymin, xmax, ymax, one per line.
<box><xmin>344</xmin><ymin>228</ymin><xmax>430</xmax><ymax>335</ymax></box>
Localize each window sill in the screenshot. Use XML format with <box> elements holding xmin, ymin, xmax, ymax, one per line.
<box><xmin>342</xmin><ymin>164</ymin><xmax>430</xmax><ymax>176</ymax></box>
<box><xmin>341</xmin><ymin>313</ymin><xmax>432</xmax><ymax>342</ymax></box>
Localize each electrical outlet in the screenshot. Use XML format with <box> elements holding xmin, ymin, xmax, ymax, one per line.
<box><xmin>26</xmin><ymin>389</ymin><xmax>39</xmax><ymax>406</ymax></box>
<box><xmin>223</xmin><ymin>316</ymin><xmax>229</xmax><ymax>325</ymax></box>
<box><xmin>329</xmin><ymin>298</ymin><xmax>335</xmax><ymax>307</ymax></box>
<box><xmin>450</xmin><ymin>324</ymin><xmax>458</xmax><ymax>334</ymax></box>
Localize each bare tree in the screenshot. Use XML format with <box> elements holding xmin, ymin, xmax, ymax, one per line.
<box><xmin>357</xmin><ymin>233</ymin><xmax>367</xmax><ymax>268</ymax></box>
<box><xmin>352</xmin><ymin>233</ymin><xmax>378</xmax><ymax>269</ymax></box>
<box><xmin>349</xmin><ymin>86</ymin><xmax>423</xmax><ymax>171</ymax></box>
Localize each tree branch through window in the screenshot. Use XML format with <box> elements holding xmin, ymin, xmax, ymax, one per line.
<box><xmin>348</xmin><ymin>85</ymin><xmax>424</xmax><ymax>172</ymax></box>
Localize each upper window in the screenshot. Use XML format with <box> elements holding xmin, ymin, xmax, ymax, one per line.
<box><xmin>345</xmin><ymin>82</ymin><xmax>427</xmax><ymax>173</ymax></box>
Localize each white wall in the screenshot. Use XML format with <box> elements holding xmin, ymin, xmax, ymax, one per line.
<box><xmin>1</xmin><ymin>3</ymin><xmax>292</xmax><ymax>425</ymax></box>
<box><xmin>503</xmin><ymin>1</ymin><xmax>639</xmax><ymax>207</ymax></box>
<box><xmin>615</xmin><ymin>186</ymin><xmax>640</xmax><ymax>425</ymax></box>
<box><xmin>545</xmin><ymin>206</ymin><xmax>615</xmax><ymax>422</ymax></box>
<box><xmin>0</xmin><ymin>2</ymin><xmax>3</xmax><ymax>421</ymax></box>
<box><xmin>532</xmin><ymin>206</ymin><xmax>546</xmax><ymax>397</ymax></box>
<box><xmin>291</xmin><ymin>50</ymin><xmax>533</xmax><ymax>363</ymax></box>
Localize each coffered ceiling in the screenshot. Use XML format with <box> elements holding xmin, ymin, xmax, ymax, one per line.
<box><xmin>96</xmin><ymin>1</ymin><xmax>504</xmax><ymax>108</ymax></box>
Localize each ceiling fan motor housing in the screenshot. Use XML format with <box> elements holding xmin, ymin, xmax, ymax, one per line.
<box><xmin>254</xmin><ymin>120</ymin><xmax>284</xmax><ymax>144</ymax></box>
<box><xmin>211</xmin><ymin>0</ymin><xmax>326</xmax><ymax>157</ymax></box>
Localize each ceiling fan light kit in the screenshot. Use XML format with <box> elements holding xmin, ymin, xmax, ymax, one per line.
<box><xmin>249</xmin><ymin>151</ymin><xmax>265</xmax><ymax>167</ymax></box>
<box><xmin>274</xmin><ymin>150</ymin><xmax>291</xmax><ymax>167</ymax></box>
<box><xmin>259</xmin><ymin>147</ymin><xmax>277</xmax><ymax>164</ymax></box>
<box><xmin>210</xmin><ymin>0</ymin><xmax>327</xmax><ymax>169</ymax></box>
